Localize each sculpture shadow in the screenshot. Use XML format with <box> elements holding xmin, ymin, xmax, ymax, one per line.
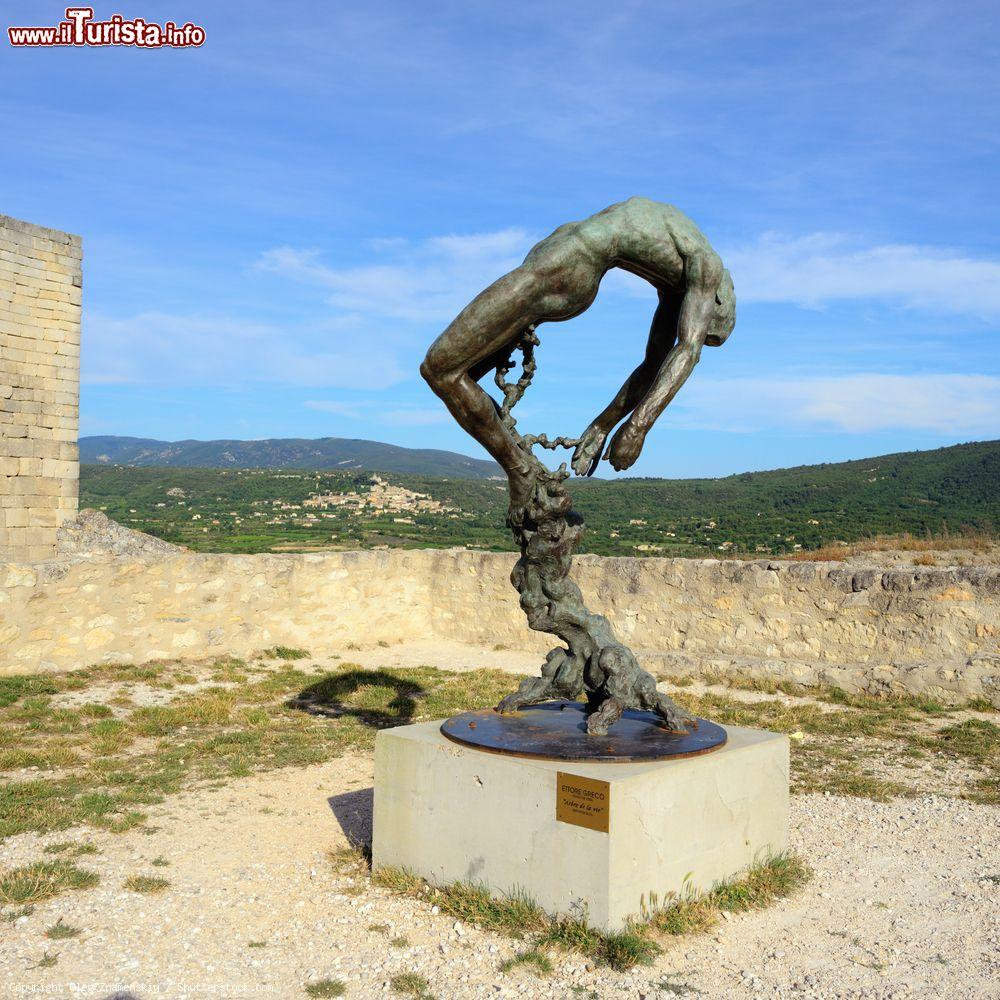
<box><xmin>287</xmin><ymin>669</ymin><xmax>425</xmax><ymax>729</ymax></box>
<box><xmin>328</xmin><ymin>786</ymin><xmax>374</xmax><ymax>853</ymax></box>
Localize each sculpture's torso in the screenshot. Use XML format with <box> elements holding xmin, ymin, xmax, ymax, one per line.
<box><xmin>519</xmin><ymin>196</ymin><xmax>721</xmax><ymax>323</ymax></box>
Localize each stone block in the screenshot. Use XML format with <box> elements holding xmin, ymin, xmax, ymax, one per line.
<box><xmin>373</xmin><ymin>720</ymin><xmax>789</xmax><ymax>931</ymax></box>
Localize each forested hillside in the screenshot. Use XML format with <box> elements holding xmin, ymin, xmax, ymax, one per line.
<box><xmin>80</xmin><ymin>439</ymin><xmax>999</xmax><ymax>557</ymax></box>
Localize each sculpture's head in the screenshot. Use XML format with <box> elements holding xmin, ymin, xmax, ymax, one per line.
<box><xmin>705</xmin><ymin>268</ymin><xmax>736</xmax><ymax>347</ymax></box>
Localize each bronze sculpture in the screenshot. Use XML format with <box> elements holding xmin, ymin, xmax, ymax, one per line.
<box><xmin>422</xmin><ymin>198</ymin><xmax>736</xmax><ymax>736</ymax></box>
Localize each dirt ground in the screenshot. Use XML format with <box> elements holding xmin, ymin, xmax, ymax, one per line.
<box><xmin>2</xmin><ymin>744</ymin><xmax>997</xmax><ymax>1000</ymax></box>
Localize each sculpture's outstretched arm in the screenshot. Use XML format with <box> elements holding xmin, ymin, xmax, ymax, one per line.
<box><xmin>603</xmin><ymin>280</ymin><xmax>718</xmax><ymax>471</ymax></box>
<box><xmin>571</xmin><ymin>292</ymin><xmax>680</xmax><ymax>477</ymax></box>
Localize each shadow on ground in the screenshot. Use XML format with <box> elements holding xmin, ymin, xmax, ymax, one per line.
<box><xmin>328</xmin><ymin>786</ymin><xmax>374</xmax><ymax>850</ymax></box>
<box><xmin>288</xmin><ymin>669</ymin><xmax>425</xmax><ymax>728</ymax></box>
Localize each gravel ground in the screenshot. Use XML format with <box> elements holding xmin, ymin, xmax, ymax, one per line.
<box><xmin>1</xmin><ymin>751</ymin><xmax>997</xmax><ymax>1000</ymax></box>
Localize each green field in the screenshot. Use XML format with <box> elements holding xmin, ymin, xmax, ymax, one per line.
<box><xmin>80</xmin><ymin>439</ymin><xmax>1000</xmax><ymax>557</ymax></box>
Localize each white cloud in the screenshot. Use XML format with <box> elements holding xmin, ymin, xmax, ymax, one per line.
<box><xmin>381</xmin><ymin>407</ymin><xmax>448</xmax><ymax>427</ymax></box>
<box><xmin>303</xmin><ymin>400</ymin><xmax>365</xmax><ymax>418</ymax></box>
<box><xmin>725</xmin><ymin>233</ymin><xmax>1000</xmax><ymax>318</ymax></box>
<box><xmin>304</xmin><ymin>399</ymin><xmax>447</xmax><ymax>427</ymax></box>
<box><xmin>83</xmin><ymin>228</ymin><xmax>536</xmax><ymax>397</ymax></box>
<box><xmin>256</xmin><ymin>228</ymin><xmax>534</xmax><ymax>324</ymax></box>
<box><xmin>82</xmin><ymin>311</ymin><xmax>407</xmax><ymax>390</ymax></box>
<box><xmin>676</xmin><ymin>373</ymin><xmax>1000</xmax><ymax>435</ymax></box>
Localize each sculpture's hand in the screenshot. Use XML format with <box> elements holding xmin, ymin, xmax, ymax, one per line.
<box><xmin>604</xmin><ymin>421</ymin><xmax>646</xmax><ymax>471</ymax></box>
<box><xmin>571</xmin><ymin>423</ymin><xmax>608</xmax><ymax>477</ymax></box>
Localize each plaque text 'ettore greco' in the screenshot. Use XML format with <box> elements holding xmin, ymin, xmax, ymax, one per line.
<box><xmin>556</xmin><ymin>772</ymin><xmax>610</xmax><ymax>833</ymax></box>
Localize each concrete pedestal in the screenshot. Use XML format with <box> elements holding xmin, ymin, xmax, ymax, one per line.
<box><xmin>372</xmin><ymin>721</ymin><xmax>789</xmax><ymax>931</ymax></box>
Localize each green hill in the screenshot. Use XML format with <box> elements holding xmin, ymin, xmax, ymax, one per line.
<box><xmin>79</xmin><ymin>435</ymin><xmax>502</xmax><ymax>479</ymax></box>
<box><xmin>80</xmin><ymin>439</ymin><xmax>999</xmax><ymax>557</ymax></box>
<box><xmin>81</xmin><ymin>441</ymin><xmax>1000</xmax><ymax>556</ymax></box>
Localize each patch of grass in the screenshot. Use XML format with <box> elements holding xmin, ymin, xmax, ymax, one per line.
<box><xmin>966</xmin><ymin>774</ymin><xmax>1000</xmax><ymax>806</ymax></box>
<box><xmin>390</xmin><ymin>973</ymin><xmax>431</xmax><ymax>996</ymax></box>
<box><xmin>42</xmin><ymin>842</ymin><xmax>98</xmax><ymax>857</ymax></box>
<box><xmin>0</xmin><ymin>660</ymin><xmax>378</xmax><ymax>838</ymax></box>
<box><xmin>666</xmin><ymin>682</ymin><xmax>999</xmax><ymax>800</ymax></box>
<box><xmin>553</xmin><ymin>924</ymin><xmax>659</xmax><ymax>971</ymax></box>
<box><xmin>30</xmin><ymin>951</ymin><xmax>58</xmax><ymax>969</ymax></box>
<box><xmin>304</xmin><ymin>980</ymin><xmax>346</xmax><ymax>998</ymax></box>
<box><xmin>248</xmin><ymin>940</ymin><xmax>267</xmax><ymax>948</ymax></box>
<box><xmin>661</xmin><ymin>674</ymin><xmax>694</xmax><ymax>688</ymax></box>
<box><xmin>647</xmin><ymin>852</ymin><xmax>812</xmax><ymax>937</ymax></box>
<box><xmin>45</xmin><ymin>919</ymin><xmax>81</xmax><ymax>940</ymax></box>
<box><xmin>794</xmin><ymin>763</ymin><xmax>910</xmax><ymax>802</ymax></box>
<box><xmin>927</xmin><ymin>718</ymin><xmax>1000</xmax><ymax>804</ymax></box>
<box><xmin>499</xmin><ymin>947</ymin><xmax>553</xmax><ymax>976</ymax></box>
<box><xmin>372</xmin><ymin>852</ymin><xmax>808</xmax><ymax>972</ymax></box>
<box><xmin>655</xmin><ymin>976</ymin><xmax>702</xmax><ymax>996</ymax></box>
<box><xmin>88</xmin><ymin>719</ymin><xmax>132</xmax><ymax>755</ymax></box>
<box><xmin>0</xmin><ymin>676</ymin><xmax>59</xmax><ymax>709</ymax></box>
<box><xmin>1</xmin><ymin>904</ymin><xmax>34</xmax><ymax>922</ymax></box>
<box><xmin>931</xmin><ymin>718</ymin><xmax>999</xmax><ymax>763</ymax></box>
<box><xmin>265</xmin><ymin>647</ymin><xmax>311</xmax><ymax>661</ymax></box>
<box><xmin>443</xmin><ymin>881</ymin><xmax>548</xmax><ymax>936</ymax></box>
<box><xmin>122</xmin><ymin>874</ymin><xmax>170</xmax><ymax>894</ymax></box>
<box><xmin>2</xmin><ymin>659</ymin><xmax>985</xmax><ymax>847</ymax></box>
<box><xmin>79</xmin><ymin>703</ymin><xmax>114</xmax><ymax>719</ymax></box>
<box><xmin>0</xmin><ymin>863</ymin><xmax>99</xmax><ymax>905</ymax></box>
<box><xmin>390</xmin><ymin>935</ymin><xmax>409</xmax><ymax>948</ymax></box>
<box><xmin>967</xmin><ymin>697</ymin><xmax>997</xmax><ymax>713</ymax></box>
<box><xmin>785</xmin><ymin>529</ymin><xmax>998</xmax><ymax>562</ymax></box>
<box><xmin>691</xmin><ymin>673</ymin><xmax>986</xmax><ymax>719</ymax></box>
<box><xmin>150</xmin><ymin>856</ymin><xmax>170</xmax><ymax>867</ymax></box>
<box><xmin>0</xmin><ymin>744</ymin><xmax>82</xmax><ymax>771</ymax></box>
<box><xmin>328</xmin><ymin>845</ymin><xmax>372</xmax><ymax>876</ymax></box>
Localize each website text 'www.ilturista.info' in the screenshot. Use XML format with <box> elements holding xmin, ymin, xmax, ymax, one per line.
<box><xmin>8</xmin><ymin>7</ymin><xmax>205</xmax><ymax>48</ymax></box>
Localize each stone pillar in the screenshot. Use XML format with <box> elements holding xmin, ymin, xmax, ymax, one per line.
<box><xmin>0</xmin><ymin>215</ymin><xmax>82</xmax><ymax>563</ymax></box>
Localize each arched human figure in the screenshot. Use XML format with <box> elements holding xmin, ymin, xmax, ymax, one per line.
<box><xmin>421</xmin><ymin>197</ymin><xmax>735</xmax><ymax>735</ymax></box>
<box><xmin>421</xmin><ymin>197</ymin><xmax>736</xmax><ymax>513</ymax></box>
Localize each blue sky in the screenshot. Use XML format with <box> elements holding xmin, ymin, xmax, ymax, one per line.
<box><xmin>3</xmin><ymin>0</ymin><xmax>998</xmax><ymax>477</ymax></box>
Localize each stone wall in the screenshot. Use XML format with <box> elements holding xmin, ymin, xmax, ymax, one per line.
<box><xmin>0</xmin><ymin>215</ymin><xmax>81</xmax><ymax>562</ymax></box>
<box><xmin>1</xmin><ymin>544</ymin><xmax>997</xmax><ymax>704</ymax></box>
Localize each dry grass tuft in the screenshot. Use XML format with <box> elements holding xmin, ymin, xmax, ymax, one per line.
<box><xmin>122</xmin><ymin>874</ymin><xmax>170</xmax><ymax>894</ymax></box>
<box><xmin>0</xmin><ymin>862</ymin><xmax>98</xmax><ymax>905</ymax></box>
<box><xmin>366</xmin><ymin>852</ymin><xmax>810</xmax><ymax>972</ymax></box>
<box><xmin>786</xmin><ymin>528</ymin><xmax>997</xmax><ymax>562</ymax></box>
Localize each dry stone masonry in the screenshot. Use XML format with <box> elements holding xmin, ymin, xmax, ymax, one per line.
<box><xmin>2</xmin><ymin>519</ymin><xmax>998</xmax><ymax>705</ymax></box>
<box><xmin>0</xmin><ymin>215</ymin><xmax>81</xmax><ymax>562</ymax></box>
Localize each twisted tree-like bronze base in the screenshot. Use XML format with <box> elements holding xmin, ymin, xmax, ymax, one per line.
<box><xmin>491</xmin><ymin>331</ymin><xmax>695</xmax><ymax>737</ymax></box>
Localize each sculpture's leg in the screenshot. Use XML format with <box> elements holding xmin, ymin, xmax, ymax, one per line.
<box><xmin>496</xmin><ymin>647</ymin><xmax>580</xmax><ymax>714</ymax></box>
<box><xmin>633</xmin><ymin>671</ymin><xmax>697</xmax><ymax>733</ymax></box>
<box><xmin>586</xmin><ymin>696</ymin><xmax>625</xmax><ymax>736</ymax></box>
<box><xmin>589</xmin><ymin>645</ymin><xmax>697</xmax><ymax>735</ymax></box>
<box><xmin>420</xmin><ymin>294</ymin><xmax>543</xmax><ymax>515</ymax></box>
<box><xmin>496</xmin><ymin>674</ymin><xmax>554</xmax><ymax>714</ymax></box>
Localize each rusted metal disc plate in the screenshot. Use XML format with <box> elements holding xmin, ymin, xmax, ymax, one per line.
<box><xmin>440</xmin><ymin>701</ymin><xmax>727</xmax><ymax>762</ymax></box>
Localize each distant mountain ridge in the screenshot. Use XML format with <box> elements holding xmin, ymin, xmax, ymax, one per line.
<box><xmin>79</xmin><ymin>435</ymin><xmax>502</xmax><ymax>479</ymax></box>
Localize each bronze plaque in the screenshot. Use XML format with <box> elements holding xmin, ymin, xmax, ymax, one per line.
<box><xmin>556</xmin><ymin>772</ymin><xmax>610</xmax><ymax>833</ymax></box>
